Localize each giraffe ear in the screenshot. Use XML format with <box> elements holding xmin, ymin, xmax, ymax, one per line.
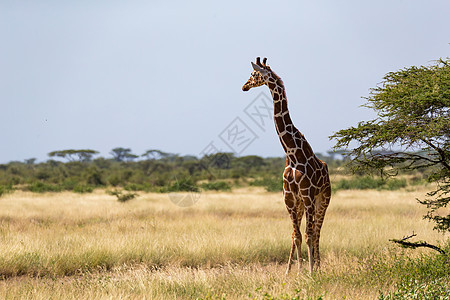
<box><xmin>251</xmin><ymin>62</ymin><xmax>268</xmax><ymax>76</ymax></box>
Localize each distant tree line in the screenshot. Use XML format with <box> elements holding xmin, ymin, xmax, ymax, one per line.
<box><xmin>0</xmin><ymin>147</ymin><xmax>433</xmax><ymax>196</ymax></box>
<box><xmin>0</xmin><ymin>148</ymin><xmax>350</xmax><ymax>194</ymax></box>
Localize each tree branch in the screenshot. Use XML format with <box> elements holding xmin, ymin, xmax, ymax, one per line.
<box><xmin>421</xmin><ymin>139</ymin><xmax>450</xmax><ymax>171</ymax></box>
<box><xmin>389</xmin><ymin>233</ymin><xmax>446</xmax><ymax>254</ymax></box>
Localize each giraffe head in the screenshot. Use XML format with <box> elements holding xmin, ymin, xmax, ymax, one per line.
<box><xmin>242</xmin><ymin>57</ymin><xmax>271</xmax><ymax>91</ymax></box>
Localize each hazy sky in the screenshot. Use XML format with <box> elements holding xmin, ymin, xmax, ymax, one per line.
<box><xmin>1</xmin><ymin>1</ymin><xmax>449</xmax><ymax>163</ymax></box>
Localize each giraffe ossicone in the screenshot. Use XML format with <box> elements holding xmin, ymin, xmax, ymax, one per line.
<box><xmin>242</xmin><ymin>57</ymin><xmax>331</xmax><ymax>274</ymax></box>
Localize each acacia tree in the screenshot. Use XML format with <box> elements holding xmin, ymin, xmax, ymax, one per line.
<box><xmin>330</xmin><ymin>58</ymin><xmax>449</xmax><ymax>232</ymax></box>
<box><xmin>48</xmin><ymin>149</ymin><xmax>99</xmax><ymax>162</ymax></box>
<box><xmin>110</xmin><ymin>147</ymin><xmax>138</xmax><ymax>162</ymax></box>
<box><xmin>141</xmin><ymin>149</ymin><xmax>172</xmax><ymax>160</ymax></box>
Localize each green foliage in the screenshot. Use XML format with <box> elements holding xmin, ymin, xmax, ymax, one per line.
<box><xmin>385</xmin><ymin>178</ymin><xmax>408</xmax><ymax>190</ymax></box>
<box><xmin>250</xmin><ymin>177</ymin><xmax>283</xmax><ymax>192</ymax></box>
<box><xmin>331</xmin><ymin>58</ymin><xmax>450</xmax><ymax>232</ymax></box>
<box><xmin>72</xmin><ymin>185</ymin><xmax>94</xmax><ymax>193</ymax></box>
<box><xmin>167</xmin><ymin>177</ymin><xmax>199</xmax><ymax>192</ymax></box>
<box><xmin>48</xmin><ymin>149</ymin><xmax>99</xmax><ymax>162</ymax></box>
<box><xmin>110</xmin><ymin>147</ymin><xmax>138</xmax><ymax>162</ymax></box>
<box><xmin>200</xmin><ymin>181</ymin><xmax>231</xmax><ymax>191</ymax></box>
<box><xmin>0</xmin><ymin>184</ymin><xmax>14</xmax><ymax>197</ymax></box>
<box><xmin>377</xmin><ymin>244</ymin><xmax>450</xmax><ymax>299</ymax></box>
<box><xmin>141</xmin><ymin>149</ymin><xmax>174</xmax><ymax>160</ymax></box>
<box><xmin>333</xmin><ymin>176</ymin><xmax>407</xmax><ymax>192</ymax></box>
<box><xmin>249</xmin><ymin>286</ymin><xmax>325</xmax><ymax>300</ymax></box>
<box><xmin>0</xmin><ymin>147</ymin><xmax>433</xmax><ymax>197</ymax></box>
<box><xmin>60</xmin><ymin>179</ymin><xmax>78</xmax><ymax>191</ymax></box>
<box><xmin>28</xmin><ymin>182</ymin><xmax>62</xmax><ymax>193</ymax></box>
<box><xmin>124</xmin><ymin>183</ymin><xmax>152</xmax><ymax>192</ymax></box>
<box><xmin>106</xmin><ymin>189</ymin><xmax>137</xmax><ymax>202</ymax></box>
<box><xmin>83</xmin><ymin>166</ymin><xmax>104</xmax><ymax>186</ymax></box>
<box><xmin>378</xmin><ymin>278</ymin><xmax>450</xmax><ymax>300</ymax></box>
<box><xmin>106</xmin><ymin>173</ymin><xmax>121</xmax><ymax>186</ymax></box>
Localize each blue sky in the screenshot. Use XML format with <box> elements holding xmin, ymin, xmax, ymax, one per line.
<box><xmin>1</xmin><ymin>1</ymin><xmax>449</xmax><ymax>163</ymax></box>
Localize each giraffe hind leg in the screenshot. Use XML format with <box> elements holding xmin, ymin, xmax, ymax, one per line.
<box><xmin>303</xmin><ymin>196</ymin><xmax>316</xmax><ymax>273</ymax></box>
<box><xmin>294</xmin><ymin>198</ymin><xmax>305</xmax><ymax>270</ymax></box>
<box><xmin>285</xmin><ymin>203</ymin><xmax>302</xmax><ymax>275</ymax></box>
<box><xmin>313</xmin><ymin>190</ymin><xmax>331</xmax><ymax>269</ymax></box>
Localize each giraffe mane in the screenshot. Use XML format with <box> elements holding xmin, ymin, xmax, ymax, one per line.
<box><xmin>270</xmin><ymin>68</ymin><xmax>284</xmax><ymax>88</ymax></box>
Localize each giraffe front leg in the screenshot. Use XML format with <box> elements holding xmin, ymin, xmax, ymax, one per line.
<box><xmin>284</xmin><ymin>191</ymin><xmax>300</xmax><ymax>275</ymax></box>
<box><xmin>285</xmin><ymin>231</ymin><xmax>296</xmax><ymax>276</ymax></box>
<box><xmin>286</xmin><ymin>209</ymin><xmax>302</xmax><ymax>275</ymax></box>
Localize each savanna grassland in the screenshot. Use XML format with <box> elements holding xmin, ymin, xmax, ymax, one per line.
<box><xmin>0</xmin><ymin>185</ymin><xmax>448</xmax><ymax>299</ymax></box>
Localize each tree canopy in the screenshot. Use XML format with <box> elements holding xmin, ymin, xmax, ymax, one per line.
<box><xmin>331</xmin><ymin>58</ymin><xmax>449</xmax><ymax>232</ymax></box>
<box><xmin>48</xmin><ymin>149</ymin><xmax>99</xmax><ymax>162</ymax></box>
<box><xmin>110</xmin><ymin>147</ymin><xmax>138</xmax><ymax>162</ymax></box>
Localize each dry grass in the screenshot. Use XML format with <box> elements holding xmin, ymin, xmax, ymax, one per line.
<box><xmin>0</xmin><ymin>186</ymin><xmax>448</xmax><ymax>299</ymax></box>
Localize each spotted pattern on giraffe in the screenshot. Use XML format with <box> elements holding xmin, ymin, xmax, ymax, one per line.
<box><xmin>242</xmin><ymin>57</ymin><xmax>331</xmax><ymax>274</ymax></box>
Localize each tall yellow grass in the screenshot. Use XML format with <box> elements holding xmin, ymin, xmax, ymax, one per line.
<box><xmin>0</xmin><ymin>186</ymin><xmax>448</xmax><ymax>299</ymax></box>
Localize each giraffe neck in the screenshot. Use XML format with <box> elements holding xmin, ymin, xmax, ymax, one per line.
<box><xmin>267</xmin><ymin>74</ymin><xmax>315</xmax><ymax>164</ymax></box>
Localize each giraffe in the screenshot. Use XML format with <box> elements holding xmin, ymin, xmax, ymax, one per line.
<box><xmin>242</xmin><ymin>57</ymin><xmax>331</xmax><ymax>274</ymax></box>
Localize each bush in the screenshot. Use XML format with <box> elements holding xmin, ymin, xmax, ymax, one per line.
<box><xmin>200</xmin><ymin>181</ymin><xmax>232</xmax><ymax>191</ymax></box>
<box><xmin>106</xmin><ymin>173</ymin><xmax>121</xmax><ymax>186</ymax></box>
<box><xmin>84</xmin><ymin>167</ymin><xmax>104</xmax><ymax>186</ymax></box>
<box><xmin>378</xmin><ymin>244</ymin><xmax>450</xmax><ymax>299</ymax></box>
<box><xmin>0</xmin><ymin>184</ymin><xmax>14</xmax><ymax>197</ymax></box>
<box><xmin>385</xmin><ymin>178</ymin><xmax>407</xmax><ymax>190</ymax></box>
<box><xmin>27</xmin><ymin>182</ymin><xmax>62</xmax><ymax>193</ymax></box>
<box><xmin>124</xmin><ymin>183</ymin><xmax>152</xmax><ymax>192</ymax></box>
<box><xmin>61</xmin><ymin>179</ymin><xmax>78</xmax><ymax>191</ymax></box>
<box><xmin>379</xmin><ymin>278</ymin><xmax>450</xmax><ymax>299</ymax></box>
<box><xmin>250</xmin><ymin>177</ymin><xmax>283</xmax><ymax>192</ymax></box>
<box><xmin>107</xmin><ymin>189</ymin><xmax>137</xmax><ymax>202</ymax></box>
<box><xmin>167</xmin><ymin>177</ymin><xmax>199</xmax><ymax>192</ymax></box>
<box><xmin>73</xmin><ymin>185</ymin><xmax>94</xmax><ymax>193</ymax></box>
<box><xmin>340</xmin><ymin>176</ymin><xmax>384</xmax><ymax>190</ymax></box>
<box><xmin>333</xmin><ymin>176</ymin><xmax>407</xmax><ymax>192</ymax></box>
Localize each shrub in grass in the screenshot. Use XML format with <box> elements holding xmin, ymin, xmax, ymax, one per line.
<box><xmin>378</xmin><ymin>245</ymin><xmax>450</xmax><ymax>299</ymax></box>
<box><xmin>378</xmin><ymin>278</ymin><xmax>450</xmax><ymax>300</ymax></box>
<box><xmin>60</xmin><ymin>179</ymin><xmax>77</xmax><ymax>191</ymax></box>
<box><xmin>107</xmin><ymin>189</ymin><xmax>138</xmax><ymax>202</ymax></box>
<box><xmin>27</xmin><ymin>182</ymin><xmax>62</xmax><ymax>193</ymax></box>
<box><xmin>0</xmin><ymin>184</ymin><xmax>14</xmax><ymax>197</ymax></box>
<box><xmin>84</xmin><ymin>166</ymin><xmax>104</xmax><ymax>186</ymax></box>
<box><xmin>106</xmin><ymin>173</ymin><xmax>121</xmax><ymax>186</ymax></box>
<box><xmin>333</xmin><ymin>176</ymin><xmax>407</xmax><ymax>192</ymax></box>
<box><xmin>409</xmin><ymin>175</ymin><xmax>428</xmax><ymax>186</ymax></box>
<box><xmin>124</xmin><ymin>183</ymin><xmax>152</xmax><ymax>192</ymax></box>
<box><xmin>167</xmin><ymin>177</ymin><xmax>199</xmax><ymax>193</ymax></box>
<box><xmin>346</xmin><ymin>176</ymin><xmax>384</xmax><ymax>189</ymax></box>
<box><xmin>200</xmin><ymin>181</ymin><xmax>231</xmax><ymax>191</ymax></box>
<box><xmin>250</xmin><ymin>177</ymin><xmax>283</xmax><ymax>192</ymax></box>
<box><xmin>385</xmin><ymin>178</ymin><xmax>407</xmax><ymax>190</ymax></box>
<box><xmin>72</xmin><ymin>185</ymin><xmax>94</xmax><ymax>193</ymax></box>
